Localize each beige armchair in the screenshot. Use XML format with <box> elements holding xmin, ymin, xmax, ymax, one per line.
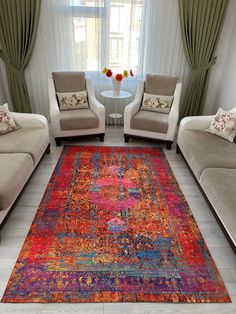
<box><xmin>48</xmin><ymin>72</ymin><xmax>106</xmax><ymax>146</ymax></box>
<box><xmin>124</xmin><ymin>74</ymin><xmax>182</xmax><ymax>149</ymax></box>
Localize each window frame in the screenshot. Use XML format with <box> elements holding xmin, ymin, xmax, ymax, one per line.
<box><xmin>70</xmin><ymin>0</ymin><xmax>143</xmax><ymax>71</ymax></box>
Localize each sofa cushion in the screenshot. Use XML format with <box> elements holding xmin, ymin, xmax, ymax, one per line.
<box><xmin>60</xmin><ymin>109</ymin><xmax>99</xmax><ymax>130</ymax></box>
<box><xmin>52</xmin><ymin>72</ymin><xmax>86</xmax><ymax>93</ymax></box>
<box><xmin>206</xmin><ymin>108</ymin><xmax>236</xmax><ymax>142</ymax></box>
<box><xmin>0</xmin><ymin>128</ymin><xmax>48</xmax><ymax>163</ymax></box>
<box><xmin>131</xmin><ymin>110</ymin><xmax>169</xmax><ymax>133</ymax></box>
<box><xmin>0</xmin><ymin>103</ymin><xmax>19</xmax><ymax>135</ymax></box>
<box><xmin>178</xmin><ymin>129</ymin><xmax>236</xmax><ymax>179</ymax></box>
<box><xmin>140</xmin><ymin>93</ymin><xmax>173</xmax><ymax>114</ymax></box>
<box><xmin>57</xmin><ymin>91</ymin><xmax>89</xmax><ymax>110</ymax></box>
<box><xmin>200</xmin><ymin>168</ymin><xmax>236</xmax><ymax>244</ymax></box>
<box><xmin>0</xmin><ymin>153</ymin><xmax>34</xmax><ymax>210</ymax></box>
<box><xmin>144</xmin><ymin>74</ymin><xmax>178</xmax><ymax>96</ymax></box>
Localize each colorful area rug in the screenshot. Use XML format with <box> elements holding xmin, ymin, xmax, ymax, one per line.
<box><xmin>2</xmin><ymin>146</ymin><xmax>230</xmax><ymax>303</ymax></box>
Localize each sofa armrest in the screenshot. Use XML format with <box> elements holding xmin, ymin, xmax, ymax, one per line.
<box><xmin>12</xmin><ymin>112</ymin><xmax>48</xmax><ymax>129</ymax></box>
<box><xmin>179</xmin><ymin>115</ymin><xmax>214</xmax><ymax>132</ymax></box>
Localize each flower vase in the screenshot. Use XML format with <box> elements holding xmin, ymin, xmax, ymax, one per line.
<box><xmin>112</xmin><ymin>79</ymin><xmax>121</xmax><ymax>96</ymax></box>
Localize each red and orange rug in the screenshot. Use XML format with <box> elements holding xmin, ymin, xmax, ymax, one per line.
<box><xmin>2</xmin><ymin>146</ymin><xmax>230</xmax><ymax>303</ymax></box>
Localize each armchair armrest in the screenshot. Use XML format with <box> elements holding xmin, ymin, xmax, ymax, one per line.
<box><xmin>124</xmin><ymin>81</ymin><xmax>144</xmax><ymax>132</ymax></box>
<box><xmin>86</xmin><ymin>79</ymin><xmax>105</xmax><ymax>114</ymax></box>
<box><xmin>12</xmin><ymin>112</ymin><xmax>48</xmax><ymax>129</ymax></box>
<box><xmin>179</xmin><ymin>115</ymin><xmax>214</xmax><ymax>132</ymax></box>
<box><xmin>88</xmin><ymin>95</ymin><xmax>106</xmax><ymax>115</ymax></box>
<box><xmin>48</xmin><ymin>77</ymin><xmax>61</xmax><ymax>135</ymax></box>
<box><xmin>168</xmin><ymin>82</ymin><xmax>182</xmax><ymax>122</ymax></box>
<box><xmin>86</xmin><ymin>79</ymin><xmax>105</xmax><ymax>131</ymax></box>
<box><xmin>166</xmin><ymin>82</ymin><xmax>182</xmax><ymax>141</ymax></box>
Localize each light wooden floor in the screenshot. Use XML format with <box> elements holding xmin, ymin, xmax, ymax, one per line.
<box><xmin>0</xmin><ymin>126</ymin><xmax>236</xmax><ymax>314</ymax></box>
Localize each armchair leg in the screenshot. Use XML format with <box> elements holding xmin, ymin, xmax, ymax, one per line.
<box><xmin>124</xmin><ymin>134</ymin><xmax>130</xmax><ymax>143</ymax></box>
<box><xmin>176</xmin><ymin>144</ymin><xmax>180</xmax><ymax>154</ymax></box>
<box><xmin>166</xmin><ymin>141</ymin><xmax>172</xmax><ymax>150</ymax></box>
<box><xmin>55</xmin><ymin>138</ymin><xmax>61</xmax><ymax>147</ymax></box>
<box><xmin>99</xmin><ymin>133</ymin><xmax>105</xmax><ymax>142</ymax></box>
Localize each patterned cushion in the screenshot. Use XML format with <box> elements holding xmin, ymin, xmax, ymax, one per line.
<box><xmin>57</xmin><ymin>91</ymin><xmax>89</xmax><ymax>111</ymax></box>
<box><xmin>140</xmin><ymin>93</ymin><xmax>173</xmax><ymax>113</ymax></box>
<box><xmin>206</xmin><ymin>108</ymin><xmax>236</xmax><ymax>142</ymax></box>
<box><xmin>0</xmin><ymin>103</ymin><xmax>19</xmax><ymax>135</ymax></box>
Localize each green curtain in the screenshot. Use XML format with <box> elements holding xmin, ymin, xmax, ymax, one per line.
<box><xmin>178</xmin><ymin>0</ymin><xmax>229</xmax><ymax>117</ymax></box>
<box><xmin>0</xmin><ymin>0</ymin><xmax>41</xmax><ymax>113</ymax></box>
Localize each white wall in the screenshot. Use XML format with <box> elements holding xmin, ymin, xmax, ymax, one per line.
<box><xmin>204</xmin><ymin>0</ymin><xmax>236</xmax><ymax>114</ymax></box>
<box><xmin>213</xmin><ymin>16</ymin><xmax>236</xmax><ymax>112</ymax></box>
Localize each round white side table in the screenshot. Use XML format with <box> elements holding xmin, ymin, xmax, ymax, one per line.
<box><xmin>101</xmin><ymin>90</ymin><xmax>132</xmax><ymax>126</ymax></box>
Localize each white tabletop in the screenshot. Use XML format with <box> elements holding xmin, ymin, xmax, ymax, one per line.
<box><xmin>101</xmin><ymin>90</ymin><xmax>132</xmax><ymax>99</ymax></box>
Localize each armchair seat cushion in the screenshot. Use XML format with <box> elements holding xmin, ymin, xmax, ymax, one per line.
<box><xmin>131</xmin><ymin>111</ymin><xmax>168</xmax><ymax>133</ymax></box>
<box><xmin>60</xmin><ymin>109</ymin><xmax>99</xmax><ymax>130</ymax></box>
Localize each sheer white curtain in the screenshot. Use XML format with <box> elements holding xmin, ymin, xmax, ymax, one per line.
<box><xmin>24</xmin><ymin>0</ymin><xmax>142</xmax><ymax>123</ymax></box>
<box><xmin>2</xmin><ymin>0</ymin><xmax>189</xmax><ymax>122</ymax></box>
<box><xmin>74</xmin><ymin>0</ymin><xmax>143</xmax><ymax>124</ymax></box>
<box><xmin>139</xmin><ymin>0</ymin><xmax>190</xmax><ymax>102</ymax></box>
<box><xmin>25</xmin><ymin>0</ymin><xmax>75</xmax><ymax>117</ymax></box>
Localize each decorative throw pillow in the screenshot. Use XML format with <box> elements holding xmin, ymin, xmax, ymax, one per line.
<box><xmin>140</xmin><ymin>93</ymin><xmax>174</xmax><ymax>114</ymax></box>
<box><xmin>206</xmin><ymin>108</ymin><xmax>236</xmax><ymax>142</ymax></box>
<box><xmin>0</xmin><ymin>103</ymin><xmax>19</xmax><ymax>135</ymax></box>
<box><xmin>57</xmin><ymin>91</ymin><xmax>89</xmax><ymax>111</ymax></box>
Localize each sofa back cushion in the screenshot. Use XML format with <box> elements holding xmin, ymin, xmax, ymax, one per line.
<box><xmin>52</xmin><ymin>72</ymin><xmax>86</xmax><ymax>93</ymax></box>
<box><xmin>144</xmin><ymin>74</ymin><xmax>178</xmax><ymax>96</ymax></box>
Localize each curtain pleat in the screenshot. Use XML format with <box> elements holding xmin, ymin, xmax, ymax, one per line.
<box><xmin>0</xmin><ymin>0</ymin><xmax>41</xmax><ymax>112</ymax></box>
<box><xmin>178</xmin><ymin>0</ymin><xmax>229</xmax><ymax>117</ymax></box>
<box><xmin>139</xmin><ymin>0</ymin><xmax>190</xmax><ymax>109</ymax></box>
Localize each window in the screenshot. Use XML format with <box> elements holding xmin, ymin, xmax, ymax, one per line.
<box><xmin>71</xmin><ymin>0</ymin><xmax>143</xmax><ymax>72</ymax></box>
<box><xmin>73</xmin><ymin>16</ymin><xmax>102</xmax><ymax>71</ymax></box>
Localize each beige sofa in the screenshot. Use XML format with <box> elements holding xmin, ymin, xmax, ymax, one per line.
<box><xmin>177</xmin><ymin>112</ymin><xmax>236</xmax><ymax>249</ymax></box>
<box><xmin>0</xmin><ymin>112</ymin><xmax>50</xmax><ymax>226</ymax></box>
